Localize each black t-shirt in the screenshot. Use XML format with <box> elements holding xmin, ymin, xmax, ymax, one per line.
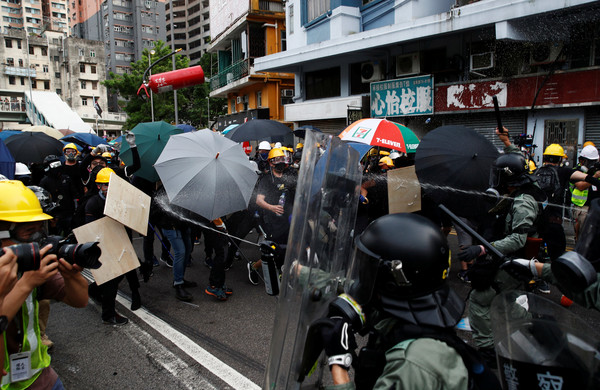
<box><xmin>256</xmin><ymin>169</ymin><xmax>297</xmax><ymax>242</ymax></box>
<box><xmin>39</xmin><ymin>172</ymin><xmax>78</xmax><ymax>216</ymax></box>
<box><xmin>84</xmin><ymin>193</ymin><xmax>105</xmax><ymax>223</ymax></box>
<box><xmin>61</xmin><ymin>163</ymin><xmax>83</xmax><ymax>199</ymax></box>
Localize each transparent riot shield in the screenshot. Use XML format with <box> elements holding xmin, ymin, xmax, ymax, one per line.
<box><xmin>264</xmin><ymin>132</ymin><xmax>361</xmax><ymax>389</ymax></box>
<box><xmin>491</xmin><ymin>291</ymin><xmax>600</xmax><ymax>390</ymax></box>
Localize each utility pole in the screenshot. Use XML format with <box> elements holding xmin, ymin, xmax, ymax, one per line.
<box><xmin>169</xmin><ymin>0</ymin><xmax>178</xmax><ymax>124</ymax></box>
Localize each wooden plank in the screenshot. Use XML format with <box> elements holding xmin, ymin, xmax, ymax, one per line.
<box><xmin>104</xmin><ymin>172</ymin><xmax>150</xmax><ymax>236</ymax></box>
<box><xmin>73</xmin><ymin>217</ymin><xmax>140</xmax><ymax>285</ymax></box>
<box><xmin>387</xmin><ymin>165</ymin><xmax>421</xmax><ymax>214</ymax></box>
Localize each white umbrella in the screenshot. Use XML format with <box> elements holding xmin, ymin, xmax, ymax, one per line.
<box><xmin>154</xmin><ymin>129</ymin><xmax>259</xmax><ymax>220</ymax></box>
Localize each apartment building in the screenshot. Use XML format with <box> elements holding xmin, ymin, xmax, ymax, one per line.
<box><xmin>167</xmin><ymin>0</ymin><xmax>210</xmax><ymax>65</ymax></box>
<box><xmin>0</xmin><ymin>0</ymin><xmax>68</xmax><ymax>35</ymax></box>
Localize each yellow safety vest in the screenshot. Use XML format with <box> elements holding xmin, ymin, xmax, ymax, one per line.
<box><xmin>570</xmin><ymin>182</ymin><xmax>589</xmax><ymax>207</ymax></box>
<box><xmin>2</xmin><ymin>289</ymin><xmax>51</xmax><ymax>389</ymax></box>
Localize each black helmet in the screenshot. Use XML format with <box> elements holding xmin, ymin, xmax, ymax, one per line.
<box><xmin>349</xmin><ymin>213</ymin><xmax>463</xmax><ymax>327</ymax></box>
<box><xmin>43</xmin><ymin>155</ymin><xmax>61</xmax><ymax>172</ymax></box>
<box><xmin>490</xmin><ymin>153</ymin><xmax>531</xmax><ymax>188</ymax></box>
<box><xmin>27</xmin><ymin>185</ymin><xmax>57</xmax><ymax>215</ymax></box>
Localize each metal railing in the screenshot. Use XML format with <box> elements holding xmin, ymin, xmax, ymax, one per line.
<box><xmin>210</xmin><ymin>59</ymin><xmax>249</xmax><ymax>90</ymax></box>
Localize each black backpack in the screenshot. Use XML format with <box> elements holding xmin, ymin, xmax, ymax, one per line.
<box><xmin>534</xmin><ymin>165</ymin><xmax>563</xmax><ymax>204</ymax></box>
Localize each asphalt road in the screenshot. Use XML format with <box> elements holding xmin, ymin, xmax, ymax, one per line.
<box><xmin>44</xmin><ymin>225</ymin><xmax>600</xmax><ymax>389</ymax></box>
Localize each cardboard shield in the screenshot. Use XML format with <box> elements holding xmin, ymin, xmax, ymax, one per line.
<box><xmin>264</xmin><ymin>132</ymin><xmax>361</xmax><ymax>389</ymax></box>
<box><xmin>387</xmin><ymin>165</ymin><xmax>421</xmax><ymax>214</ymax></box>
<box><xmin>73</xmin><ymin>216</ymin><xmax>140</xmax><ymax>285</ymax></box>
<box><xmin>104</xmin><ymin>172</ymin><xmax>150</xmax><ymax>236</ymax></box>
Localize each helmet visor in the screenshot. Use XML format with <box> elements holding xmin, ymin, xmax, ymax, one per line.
<box><xmin>346</xmin><ymin>238</ymin><xmax>381</xmax><ymax>306</ymax></box>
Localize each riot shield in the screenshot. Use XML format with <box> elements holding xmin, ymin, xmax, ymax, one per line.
<box><xmin>264</xmin><ymin>132</ymin><xmax>361</xmax><ymax>389</ymax></box>
<box><xmin>491</xmin><ymin>291</ymin><xmax>600</xmax><ymax>390</ymax></box>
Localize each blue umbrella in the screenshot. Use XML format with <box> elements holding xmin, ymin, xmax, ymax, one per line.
<box><xmin>176</xmin><ymin>124</ymin><xmax>196</xmax><ymax>133</ymax></box>
<box><xmin>0</xmin><ymin>139</ymin><xmax>15</xmax><ymax>179</ymax></box>
<box><xmin>0</xmin><ymin>130</ymin><xmax>21</xmax><ymax>142</ymax></box>
<box><xmin>346</xmin><ymin>142</ymin><xmax>373</xmax><ymax>161</ymax></box>
<box><xmin>61</xmin><ymin>132</ymin><xmax>109</xmax><ymax>147</ymax></box>
<box><xmin>222</xmin><ymin>124</ymin><xmax>239</xmax><ymax>135</ymax></box>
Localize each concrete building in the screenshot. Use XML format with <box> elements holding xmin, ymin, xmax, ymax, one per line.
<box><xmin>255</xmin><ymin>0</ymin><xmax>600</xmax><ymax>166</ymax></box>
<box><xmin>0</xmin><ymin>0</ymin><xmax>68</xmax><ymax>36</ymax></box>
<box><xmin>167</xmin><ymin>0</ymin><xmax>211</xmax><ymax>65</ymax></box>
<box><xmin>208</xmin><ymin>0</ymin><xmax>294</xmax><ymax>131</ymax></box>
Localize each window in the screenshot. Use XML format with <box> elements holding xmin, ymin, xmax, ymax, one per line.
<box><xmin>18</xmin><ymin>59</ymin><xmax>23</xmax><ymax>67</ymax></box>
<box><xmin>56</xmin><ymin>88</ymin><xmax>61</xmax><ymax>95</ymax></box>
<box><xmin>90</xmin><ymin>50</ymin><xmax>96</xmax><ymax>57</ymax></box>
<box><xmin>305</xmin><ymin>67</ymin><xmax>340</xmax><ymax>100</ymax></box>
<box><xmin>306</xmin><ymin>0</ymin><xmax>330</xmax><ymax>24</ymax></box>
<box><xmin>41</xmin><ymin>47</ymin><xmax>47</xmax><ymax>56</ymax></box>
<box><xmin>44</xmin><ymin>80</ymin><xmax>49</xmax><ymax>90</ymax></box>
<box><xmin>231</xmin><ymin>99</ymin><xmax>236</xmax><ymax>113</ymax></box>
<box><xmin>91</xmin><ymin>65</ymin><xmax>96</xmax><ymax>74</ymax></box>
<box><xmin>29</xmin><ymin>46</ymin><xmax>34</xmax><ymax>55</ymax></box>
<box><xmin>8</xmin><ymin>76</ymin><xmax>15</xmax><ymax>85</ymax></box>
<box><xmin>78</xmin><ymin>49</ymin><xmax>84</xmax><ymax>56</ymax></box>
<box><xmin>82</xmin><ymin>97</ymin><xmax>87</xmax><ymax>106</ymax></box>
<box><xmin>6</xmin><ymin>58</ymin><xmax>14</xmax><ymax>66</ymax></box>
<box><xmin>53</xmin><ymin>55</ymin><xmax>59</xmax><ymax>62</ymax></box>
<box><xmin>31</xmin><ymin>80</ymin><xmax>36</xmax><ymax>89</ymax></box>
<box><xmin>17</xmin><ymin>40</ymin><xmax>21</xmax><ymax>49</ymax></box>
<box><xmin>80</xmin><ymin>63</ymin><xmax>85</xmax><ymax>73</ymax></box>
<box><xmin>81</xmin><ymin>80</ymin><xmax>86</xmax><ymax>89</ymax></box>
<box><xmin>43</xmin><ymin>65</ymin><xmax>48</xmax><ymax>72</ymax></box>
<box><xmin>92</xmin><ymin>81</ymin><xmax>98</xmax><ymax>90</ymax></box>
<box><xmin>55</xmin><ymin>72</ymin><xmax>60</xmax><ymax>78</ymax></box>
<box><xmin>20</xmin><ymin>77</ymin><xmax>24</xmax><ymax>85</ymax></box>
<box><xmin>4</xmin><ymin>39</ymin><xmax>11</xmax><ymax>48</ymax></box>
<box><xmin>256</xmin><ymin>91</ymin><xmax>262</xmax><ymax>107</ymax></box>
<box><xmin>281</xmin><ymin>30</ymin><xmax>286</xmax><ymax>51</ymax></box>
<box><xmin>288</xmin><ymin>5</ymin><xmax>293</xmax><ymax>34</ymax></box>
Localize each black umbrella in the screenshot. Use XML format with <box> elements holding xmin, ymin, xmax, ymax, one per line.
<box><xmin>293</xmin><ymin>125</ymin><xmax>322</xmax><ymax>139</ymax></box>
<box><xmin>5</xmin><ymin>132</ymin><xmax>65</xmax><ymax>164</ymax></box>
<box><xmin>224</xmin><ymin>119</ymin><xmax>291</xmax><ymax>143</ymax></box>
<box><xmin>415</xmin><ymin>125</ymin><xmax>499</xmax><ymax>218</ymax></box>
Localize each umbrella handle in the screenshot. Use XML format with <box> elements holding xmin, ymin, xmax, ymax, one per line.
<box><xmin>438</xmin><ymin>204</ymin><xmax>506</xmax><ymax>262</ymax></box>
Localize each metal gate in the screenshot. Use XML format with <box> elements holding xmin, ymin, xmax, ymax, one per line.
<box><xmin>443</xmin><ymin>112</ymin><xmax>527</xmax><ymax>150</ymax></box>
<box><xmin>544</xmin><ymin>119</ymin><xmax>579</xmax><ymax>166</ymax></box>
<box><xmin>584</xmin><ymin>108</ymin><xmax>600</xmax><ymax>146</ymax></box>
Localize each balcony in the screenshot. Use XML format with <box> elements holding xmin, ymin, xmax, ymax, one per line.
<box><xmin>210</xmin><ymin>59</ymin><xmax>249</xmax><ymax>90</ymax></box>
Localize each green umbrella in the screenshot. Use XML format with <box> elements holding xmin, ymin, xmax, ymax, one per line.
<box><xmin>120</xmin><ymin>121</ymin><xmax>183</xmax><ymax>182</ymax></box>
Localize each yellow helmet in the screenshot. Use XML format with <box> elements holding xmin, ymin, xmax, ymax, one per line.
<box><xmin>543</xmin><ymin>143</ymin><xmax>566</xmax><ymax>158</ymax></box>
<box><xmin>368</xmin><ymin>148</ymin><xmax>378</xmax><ymax>157</ymax></box>
<box><xmin>101</xmin><ymin>151</ymin><xmax>112</xmax><ymax>159</ymax></box>
<box><xmin>379</xmin><ymin>156</ymin><xmax>394</xmax><ymax>167</ymax></box>
<box><xmin>379</xmin><ymin>151</ymin><xmax>390</xmax><ymax>156</ymax></box>
<box><xmin>62</xmin><ymin>143</ymin><xmax>79</xmax><ymax>153</ymax></box>
<box><xmin>0</xmin><ymin>180</ymin><xmax>52</xmax><ymax>222</ymax></box>
<box><xmin>583</xmin><ymin>141</ymin><xmax>596</xmax><ymax>148</ymax></box>
<box><xmin>95</xmin><ymin>167</ymin><xmax>115</xmax><ymax>183</ymax></box>
<box><xmin>268</xmin><ymin>148</ymin><xmax>285</xmax><ymax>160</ymax></box>
<box><xmin>296</xmin><ymin>143</ymin><xmax>304</xmax><ymax>150</ymax></box>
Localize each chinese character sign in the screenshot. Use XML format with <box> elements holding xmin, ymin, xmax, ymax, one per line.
<box><xmin>370</xmin><ymin>75</ymin><xmax>434</xmax><ymax>117</ymax></box>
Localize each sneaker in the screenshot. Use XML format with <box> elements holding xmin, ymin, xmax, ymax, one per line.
<box><xmin>247</xmin><ymin>262</ymin><xmax>259</xmax><ymax>285</ymax></box>
<box><xmin>204</xmin><ymin>257</ymin><xmax>213</xmax><ymax>269</ymax></box>
<box><xmin>161</xmin><ymin>256</ymin><xmax>173</xmax><ymax>268</ymax></box>
<box><xmin>222</xmin><ymin>285</ymin><xmax>233</xmax><ymax>296</ymax></box>
<box><xmin>536</xmin><ymin>280</ymin><xmax>551</xmax><ymax>294</ymax></box>
<box><xmin>152</xmin><ymin>256</ymin><xmax>160</xmax><ymax>267</ymax></box>
<box><xmin>205</xmin><ymin>286</ymin><xmax>228</xmax><ymax>301</ymax></box>
<box><xmin>194</xmin><ymin>239</ymin><xmax>201</xmax><ymax>245</ymax></box>
<box><xmin>174</xmin><ymin>285</ymin><xmax>192</xmax><ymax>302</ymax></box>
<box><xmin>103</xmin><ymin>313</ymin><xmax>129</xmax><ymax>326</ymax></box>
<box><xmin>458</xmin><ymin>270</ymin><xmax>471</xmax><ymax>284</ymax></box>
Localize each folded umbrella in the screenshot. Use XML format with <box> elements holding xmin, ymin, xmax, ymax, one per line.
<box><xmin>155</xmin><ymin>130</ymin><xmax>259</xmax><ymax>220</ymax></box>
<box><xmin>5</xmin><ymin>132</ymin><xmax>64</xmax><ymax>164</ymax></box>
<box><xmin>120</xmin><ymin>121</ymin><xmax>182</xmax><ymax>182</ymax></box>
<box><xmin>224</xmin><ymin>119</ymin><xmax>291</xmax><ymax>143</ymax></box>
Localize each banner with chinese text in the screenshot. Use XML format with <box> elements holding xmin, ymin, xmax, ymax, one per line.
<box><xmin>370</xmin><ymin>75</ymin><xmax>434</xmax><ymax>118</ymax></box>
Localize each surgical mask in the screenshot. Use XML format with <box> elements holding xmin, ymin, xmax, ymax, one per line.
<box><xmin>259</xmin><ymin>152</ymin><xmax>269</xmax><ymax>161</ymax></box>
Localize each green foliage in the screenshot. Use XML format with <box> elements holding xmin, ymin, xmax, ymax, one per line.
<box><xmin>102</xmin><ymin>41</ymin><xmax>227</xmax><ymax>130</ymax></box>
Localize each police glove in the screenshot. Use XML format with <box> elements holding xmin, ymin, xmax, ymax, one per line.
<box><xmin>315</xmin><ymin>317</ymin><xmax>357</xmax><ymax>370</ymax></box>
<box><xmin>457</xmin><ymin>245</ymin><xmax>485</xmax><ymax>262</ymax></box>
<box><xmin>500</xmin><ymin>258</ymin><xmax>540</xmax><ymax>281</ymax></box>
<box><xmin>91</xmin><ymin>144</ymin><xmax>109</xmax><ymax>156</ymax></box>
<box><xmin>125</xmin><ymin>132</ymin><xmax>136</xmax><ymax>147</ymax></box>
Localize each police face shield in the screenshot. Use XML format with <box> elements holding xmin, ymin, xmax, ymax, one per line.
<box><xmin>346</xmin><ymin>239</ymin><xmax>382</xmax><ymax>307</ymax></box>
<box><xmin>492</xmin><ymin>291</ymin><xmax>600</xmax><ymax>390</ymax></box>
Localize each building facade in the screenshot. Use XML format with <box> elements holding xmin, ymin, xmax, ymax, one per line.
<box><xmin>167</xmin><ymin>0</ymin><xmax>210</xmax><ymax>65</ymax></box>
<box><xmin>255</xmin><ymin>0</ymin><xmax>600</xmax><ymax>166</ymax></box>
<box><xmin>0</xmin><ymin>0</ymin><xmax>68</xmax><ymax>35</ymax></box>
<box><xmin>208</xmin><ymin>0</ymin><xmax>294</xmax><ymax>131</ymax></box>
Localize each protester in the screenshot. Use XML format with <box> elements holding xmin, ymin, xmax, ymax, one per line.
<box><xmin>39</xmin><ymin>155</ymin><xmax>79</xmax><ymax>236</ymax></box>
<box><xmin>571</xmin><ymin>144</ymin><xmax>599</xmax><ymax>240</ymax></box>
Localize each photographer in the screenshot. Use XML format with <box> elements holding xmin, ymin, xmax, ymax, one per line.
<box><xmin>0</xmin><ymin>180</ymin><xmax>88</xmax><ymax>388</ymax></box>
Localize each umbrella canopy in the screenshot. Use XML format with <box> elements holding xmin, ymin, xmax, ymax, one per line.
<box><xmin>58</xmin><ymin>129</ymin><xmax>76</xmax><ymax>136</ymax></box>
<box><xmin>338</xmin><ymin>118</ymin><xmax>420</xmax><ymax>153</ymax></box>
<box><xmin>61</xmin><ymin>132</ymin><xmax>109</xmax><ymax>148</ymax></box>
<box><xmin>0</xmin><ymin>139</ymin><xmax>15</xmax><ymax>179</ymax></box>
<box><xmin>5</xmin><ymin>132</ymin><xmax>65</xmax><ymax>164</ymax></box>
<box><xmin>293</xmin><ymin>125</ymin><xmax>322</xmax><ymax>139</ymax></box>
<box><xmin>0</xmin><ymin>130</ymin><xmax>21</xmax><ymax>142</ymax></box>
<box><xmin>176</xmin><ymin>124</ymin><xmax>196</xmax><ymax>133</ymax></box>
<box><xmin>224</xmin><ymin>119</ymin><xmax>291</xmax><ymax>143</ymax></box>
<box><xmin>415</xmin><ymin>125</ymin><xmax>499</xmax><ymax>218</ymax></box>
<box><xmin>155</xmin><ymin>130</ymin><xmax>259</xmax><ymax>220</ymax></box>
<box><xmin>120</xmin><ymin>121</ymin><xmax>182</xmax><ymax>182</ymax></box>
<box><xmin>22</xmin><ymin>125</ymin><xmax>64</xmax><ymax>140</ymax></box>
<box><xmin>221</xmin><ymin>124</ymin><xmax>239</xmax><ymax>135</ymax></box>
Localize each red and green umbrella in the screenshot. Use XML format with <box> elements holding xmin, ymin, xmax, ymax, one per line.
<box><xmin>338</xmin><ymin>118</ymin><xmax>420</xmax><ymax>153</ymax></box>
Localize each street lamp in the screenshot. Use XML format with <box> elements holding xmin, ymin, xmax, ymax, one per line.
<box><xmin>149</xmin><ymin>49</ymin><xmax>155</xmax><ymax>121</ymax></box>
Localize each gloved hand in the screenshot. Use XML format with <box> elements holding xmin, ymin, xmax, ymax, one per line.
<box><xmin>458</xmin><ymin>245</ymin><xmax>485</xmax><ymax>262</ymax></box>
<box><xmin>125</xmin><ymin>132</ymin><xmax>136</xmax><ymax>147</ymax></box>
<box><xmin>316</xmin><ymin>317</ymin><xmax>357</xmax><ymax>369</ymax></box>
<box><xmin>500</xmin><ymin>258</ymin><xmax>540</xmax><ymax>281</ymax></box>
<box><xmin>91</xmin><ymin>144</ymin><xmax>109</xmax><ymax>156</ymax></box>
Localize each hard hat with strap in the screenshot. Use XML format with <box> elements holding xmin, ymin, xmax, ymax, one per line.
<box><xmin>62</xmin><ymin>142</ymin><xmax>79</xmax><ymax>153</ymax></box>
<box><xmin>95</xmin><ymin>167</ymin><xmax>115</xmax><ymax>183</ymax></box>
<box><xmin>379</xmin><ymin>156</ymin><xmax>394</xmax><ymax>167</ymax></box>
<box><xmin>543</xmin><ymin>143</ymin><xmax>566</xmax><ymax>157</ymax></box>
<box><xmin>0</xmin><ymin>180</ymin><xmax>52</xmax><ymax>222</ymax></box>
<box><xmin>268</xmin><ymin>148</ymin><xmax>285</xmax><ymax>160</ymax></box>
<box><xmin>580</xmin><ymin>145</ymin><xmax>599</xmax><ymax>161</ymax></box>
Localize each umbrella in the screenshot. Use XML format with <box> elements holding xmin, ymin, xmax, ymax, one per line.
<box><xmin>58</xmin><ymin>129</ymin><xmax>76</xmax><ymax>136</ymax></box>
<box><xmin>176</xmin><ymin>124</ymin><xmax>196</xmax><ymax>133</ymax></box>
<box><xmin>338</xmin><ymin>118</ymin><xmax>420</xmax><ymax>153</ymax></box>
<box><xmin>4</xmin><ymin>132</ymin><xmax>65</xmax><ymax>164</ymax></box>
<box><xmin>222</xmin><ymin>124</ymin><xmax>239</xmax><ymax>135</ymax></box>
<box><xmin>224</xmin><ymin>119</ymin><xmax>291</xmax><ymax>143</ymax></box>
<box><xmin>22</xmin><ymin>125</ymin><xmax>64</xmax><ymax>140</ymax></box>
<box><xmin>414</xmin><ymin>125</ymin><xmax>499</xmax><ymax>218</ymax></box>
<box><xmin>154</xmin><ymin>129</ymin><xmax>259</xmax><ymax>220</ymax></box>
<box><xmin>120</xmin><ymin>121</ymin><xmax>183</xmax><ymax>182</ymax></box>
<box><xmin>0</xmin><ymin>130</ymin><xmax>21</xmax><ymax>142</ymax></box>
<box><xmin>61</xmin><ymin>133</ymin><xmax>109</xmax><ymax>147</ymax></box>
<box><xmin>0</xmin><ymin>139</ymin><xmax>15</xmax><ymax>179</ymax></box>
<box><xmin>293</xmin><ymin>125</ymin><xmax>321</xmax><ymax>139</ymax></box>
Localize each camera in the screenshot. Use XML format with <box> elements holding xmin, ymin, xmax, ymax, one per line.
<box><xmin>1</xmin><ymin>235</ymin><xmax>102</xmax><ymax>273</ymax></box>
<box><xmin>513</xmin><ymin>133</ymin><xmax>534</xmax><ymax>148</ymax></box>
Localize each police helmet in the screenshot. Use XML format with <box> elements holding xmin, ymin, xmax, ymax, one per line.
<box><xmin>490</xmin><ymin>153</ymin><xmax>531</xmax><ymax>188</ymax></box>
<box><xmin>43</xmin><ymin>155</ymin><xmax>61</xmax><ymax>172</ymax></box>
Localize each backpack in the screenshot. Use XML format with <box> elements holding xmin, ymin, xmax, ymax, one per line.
<box><xmin>533</xmin><ymin>165</ymin><xmax>563</xmax><ymax>204</ymax></box>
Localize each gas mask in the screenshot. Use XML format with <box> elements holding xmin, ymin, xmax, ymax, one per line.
<box><xmin>259</xmin><ymin>152</ymin><xmax>269</xmax><ymax>161</ymax></box>
<box><xmin>64</xmin><ymin>150</ymin><xmax>77</xmax><ymax>162</ymax></box>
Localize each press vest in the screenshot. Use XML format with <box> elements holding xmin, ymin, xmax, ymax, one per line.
<box><xmin>2</xmin><ymin>289</ymin><xmax>51</xmax><ymax>389</ymax></box>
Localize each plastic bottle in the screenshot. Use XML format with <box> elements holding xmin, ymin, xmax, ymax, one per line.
<box><xmin>278</xmin><ymin>191</ymin><xmax>286</xmax><ymax>211</ymax></box>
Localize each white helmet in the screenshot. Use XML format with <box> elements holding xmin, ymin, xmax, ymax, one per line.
<box><xmin>274</xmin><ymin>142</ymin><xmax>282</xmax><ymax>148</ymax></box>
<box><xmin>389</xmin><ymin>151</ymin><xmax>402</xmax><ymax>160</ymax></box>
<box><xmin>15</xmin><ymin>162</ymin><xmax>31</xmax><ymax>176</ymax></box>
<box><xmin>580</xmin><ymin>145</ymin><xmax>599</xmax><ymax>161</ymax></box>
<box><xmin>258</xmin><ymin>141</ymin><xmax>271</xmax><ymax>151</ymax></box>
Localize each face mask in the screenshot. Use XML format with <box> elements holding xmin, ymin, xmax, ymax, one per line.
<box><xmin>65</xmin><ymin>153</ymin><xmax>76</xmax><ymax>161</ymax></box>
<box><xmin>274</xmin><ymin>163</ymin><xmax>286</xmax><ymax>172</ymax></box>
<box><xmin>259</xmin><ymin>152</ymin><xmax>269</xmax><ymax>161</ymax></box>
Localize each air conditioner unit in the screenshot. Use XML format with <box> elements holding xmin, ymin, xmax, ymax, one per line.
<box><xmin>281</xmin><ymin>89</ymin><xmax>294</xmax><ymax>98</ymax></box>
<box><xmin>236</xmin><ymin>96</ymin><xmax>243</xmax><ymax>104</ymax></box>
<box><xmin>396</xmin><ymin>53</ymin><xmax>420</xmax><ymax>77</ymax></box>
<box><xmin>470</xmin><ymin>52</ymin><xmax>494</xmax><ymax>71</ymax></box>
<box><xmin>530</xmin><ymin>42</ymin><xmax>564</xmax><ymax>65</ymax></box>
<box><xmin>361</xmin><ymin>61</ymin><xmax>383</xmax><ymax>83</ymax></box>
